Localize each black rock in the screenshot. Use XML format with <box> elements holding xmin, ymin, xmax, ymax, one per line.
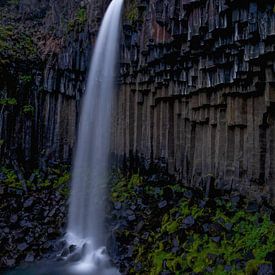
<box><xmin>127</xmin><ymin>246</ymin><xmax>134</xmax><ymax>257</ymax></box>
<box><xmin>224</xmin><ymin>265</ymin><xmax>232</xmax><ymax>272</ymax></box>
<box><xmin>182</xmin><ymin>216</ymin><xmax>195</xmax><ymax>228</ymax></box>
<box><xmin>69</xmin><ymin>245</ymin><xmax>77</xmax><ymax>253</ymax></box>
<box><xmin>257</xmin><ymin>264</ymin><xmax>273</xmax><ymax>275</ymax></box>
<box><xmin>25</xmin><ymin>253</ymin><xmax>34</xmax><ymax>262</ymax></box>
<box><xmin>224</xmin><ymin>223</ymin><xmax>233</xmax><ymax>231</ymax></box>
<box><xmin>18</xmin><ymin>242</ymin><xmax>28</xmax><ymax>251</ymax></box>
<box><xmin>142</xmin><ymin>232</ymin><xmax>149</xmax><ymax>240</ymax></box>
<box><xmin>183</xmin><ymin>190</ymin><xmax>193</xmax><ymax>199</ymax></box>
<box><xmin>135</xmin><ymin>262</ymin><xmax>143</xmax><ymax>272</ymax></box>
<box><xmin>0</xmin><ymin>185</ymin><xmax>5</xmax><ymax>194</ymax></box>
<box><xmin>114</xmin><ymin>202</ymin><xmax>122</xmax><ymax>210</ymax></box>
<box><xmin>128</xmin><ymin>214</ymin><xmax>136</xmax><ymax>221</ymax></box>
<box><xmin>135</xmin><ymin>221</ymin><xmax>144</xmax><ymax>232</ymax></box>
<box><xmin>199</xmin><ymin>200</ymin><xmax>206</xmax><ymax>208</ymax></box>
<box><xmin>208</xmin><ymin>223</ymin><xmax>223</xmax><ymax>236</ymax></box>
<box><xmin>247</xmin><ymin>201</ymin><xmax>259</xmax><ymax>213</ymax></box>
<box><xmin>3</xmin><ymin>258</ymin><xmax>15</xmax><ymax>267</ymax></box>
<box><xmin>10</xmin><ymin>214</ymin><xmax>18</xmax><ymax>224</ymax></box>
<box><xmin>0</xmin><ymin>173</ymin><xmax>6</xmax><ymax>181</ymax></box>
<box><xmin>20</xmin><ymin>220</ymin><xmax>33</xmax><ymax>228</ymax></box>
<box><xmin>23</xmin><ymin>197</ymin><xmax>34</xmax><ymax>208</ymax></box>
<box><xmin>202</xmin><ymin>223</ymin><xmax>209</xmax><ymax>232</ymax></box>
<box><xmin>158</xmin><ymin>200</ymin><xmax>168</xmax><ymax>209</ymax></box>
<box><xmin>60</xmin><ymin>247</ymin><xmax>70</xmax><ymax>258</ymax></box>
<box><xmin>163</xmin><ymin>186</ymin><xmax>174</xmax><ymax>201</ymax></box>
<box><xmin>211</xmin><ymin>236</ymin><xmax>221</xmax><ymax>243</ymax></box>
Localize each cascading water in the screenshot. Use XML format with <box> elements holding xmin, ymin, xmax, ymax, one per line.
<box><xmin>66</xmin><ymin>0</ymin><xmax>124</xmax><ymax>273</ymax></box>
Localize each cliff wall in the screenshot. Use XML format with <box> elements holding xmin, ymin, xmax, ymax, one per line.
<box><xmin>114</xmin><ymin>0</ymin><xmax>275</xmax><ymax>202</ymax></box>
<box><xmin>0</xmin><ymin>0</ymin><xmax>108</xmax><ymax>168</ymax></box>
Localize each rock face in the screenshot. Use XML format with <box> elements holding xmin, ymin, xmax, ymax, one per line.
<box><xmin>113</xmin><ymin>0</ymin><xmax>275</xmax><ymax>203</ymax></box>
<box><xmin>0</xmin><ymin>0</ymin><xmax>108</xmax><ymax>167</ymax></box>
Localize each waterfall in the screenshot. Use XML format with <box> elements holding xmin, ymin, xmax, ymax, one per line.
<box><xmin>66</xmin><ymin>0</ymin><xmax>124</xmax><ymax>272</ymax></box>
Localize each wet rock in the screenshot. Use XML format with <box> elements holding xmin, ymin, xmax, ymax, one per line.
<box><xmin>69</xmin><ymin>244</ymin><xmax>77</xmax><ymax>254</ymax></box>
<box><xmin>3</xmin><ymin>257</ymin><xmax>15</xmax><ymax>267</ymax></box>
<box><xmin>25</xmin><ymin>252</ymin><xmax>35</xmax><ymax>262</ymax></box>
<box><xmin>257</xmin><ymin>264</ymin><xmax>273</xmax><ymax>275</ymax></box>
<box><xmin>60</xmin><ymin>247</ymin><xmax>70</xmax><ymax>258</ymax></box>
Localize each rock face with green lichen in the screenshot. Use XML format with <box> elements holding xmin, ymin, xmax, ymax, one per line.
<box><xmin>0</xmin><ymin>0</ymin><xmax>108</xmax><ymax>168</ymax></box>
<box><xmin>0</xmin><ymin>165</ymin><xmax>70</xmax><ymax>270</ymax></box>
<box><xmin>108</xmin><ymin>172</ymin><xmax>275</xmax><ymax>274</ymax></box>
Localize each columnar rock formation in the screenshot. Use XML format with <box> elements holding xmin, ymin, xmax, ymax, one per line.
<box><xmin>114</xmin><ymin>0</ymin><xmax>275</xmax><ymax>202</ymax></box>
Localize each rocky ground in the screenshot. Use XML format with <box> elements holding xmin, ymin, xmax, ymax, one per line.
<box><xmin>108</xmin><ymin>170</ymin><xmax>275</xmax><ymax>275</ymax></box>
<box><xmin>0</xmin><ymin>166</ymin><xmax>69</xmax><ymax>272</ymax></box>
<box><xmin>1</xmin><ymin>164</ymin><xmax>275</xmax><ymax>275</ymax></box>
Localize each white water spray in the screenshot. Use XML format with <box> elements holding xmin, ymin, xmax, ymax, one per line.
<box><xmin>66</xmin><ymin>0</ymin><xmax>124</xmax><ymax>272</ymax></box>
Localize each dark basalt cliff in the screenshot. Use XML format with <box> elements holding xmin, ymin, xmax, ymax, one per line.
<box><xmin>0</xmin><ymin>0</ymin><xmax>108</xmax><ymax>168</ymax></box>
<box><xmin>114</xmin><ymin>0</ymin><xmax>275</xmax><ymax>203</ymax></box>
<box><xmin>1</xmin><ymin>0</ymin><xmax>275</xmax><ymax>202</ymax></box>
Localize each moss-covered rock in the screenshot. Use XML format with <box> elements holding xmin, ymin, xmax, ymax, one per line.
<box><xmin>109</xmin><ymin>173</ymin><xmax>275</xmax><ymax>274</ymax></box>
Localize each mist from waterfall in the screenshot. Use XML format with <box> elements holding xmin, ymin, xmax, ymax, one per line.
<box><xmin>66</xmin><ymin>0</ymin><xmax>124</xmax><ymax>273</ymax></box>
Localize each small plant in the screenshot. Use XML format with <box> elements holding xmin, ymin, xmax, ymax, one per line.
<box><xmin>0</xmin><ymin>97</ymin><xmax>17</xmax><ymax>106</ymax></box>
<box><xmin>67</xmin><ymin>7</ymin><xmax>87</xmax><ymax>32</ymax></box>
<box><xmin>125</xmin><ymin>1</ymin><xmax>138</xmax><ymax>22</ymax></box>
<box><xmin>19</xmin><ymin>75</ymin><xmax>32</xmax><ymax>84</ymax></box>
<box><xmin>8</xmin><ymin>0</ymin><xmax>20</xmax><ymax>5</ymax></box>
<box><xmin>76</xmin><ymin>8</ymin><xmax>87</xmax><ymax>25</ymax></box>
<box><xmin>23</xmin><ymin>104</ymin><xmax>34</xmax><ymax>115</ymax></box>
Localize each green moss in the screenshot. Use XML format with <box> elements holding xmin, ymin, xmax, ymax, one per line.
<box><xmin>125</xmin><ymin>1</ymin><xmax>138</xmax><ymax>22</ymax></box>
<box><xmin>111</xmin><ymin>175</ymin><xmax>275</xmax><ymax>274</ymax></box>
<box><xmin>67</xmin><ymin>7</ymin><xmax>87</xmax><ymax>32</ymax></box>
<box><xmin>0</xmin><ymin>25</ymin><xmax>38</xmax><ymax>64</ymax></box>
<box><xmin>0</xmin><ymin>97</ymin><xmax>17</xmax><ymax>105</ymax></box>
<box><xmin>23</xmin><ymin>104</ymin><xmax>34</xmax><ymax>115</ymax></box>
<box><xmin>245</xmin><ymin>259</ymin><xmax>270</xmax><ymax>274</ymax></box>
<box><xmin>111</xmin><ymin>173</ymin><xmax>142</xmax><ymax>202</ymax></box>
<box><xmin>19</xmin><ymin>74</ymin><xmax>32</xmax><ymax>85</ymax></box>
<box><xmin>7</xmin><ymin>0</ymin><xmax>19</xmax><ymax>5</ymax></box>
